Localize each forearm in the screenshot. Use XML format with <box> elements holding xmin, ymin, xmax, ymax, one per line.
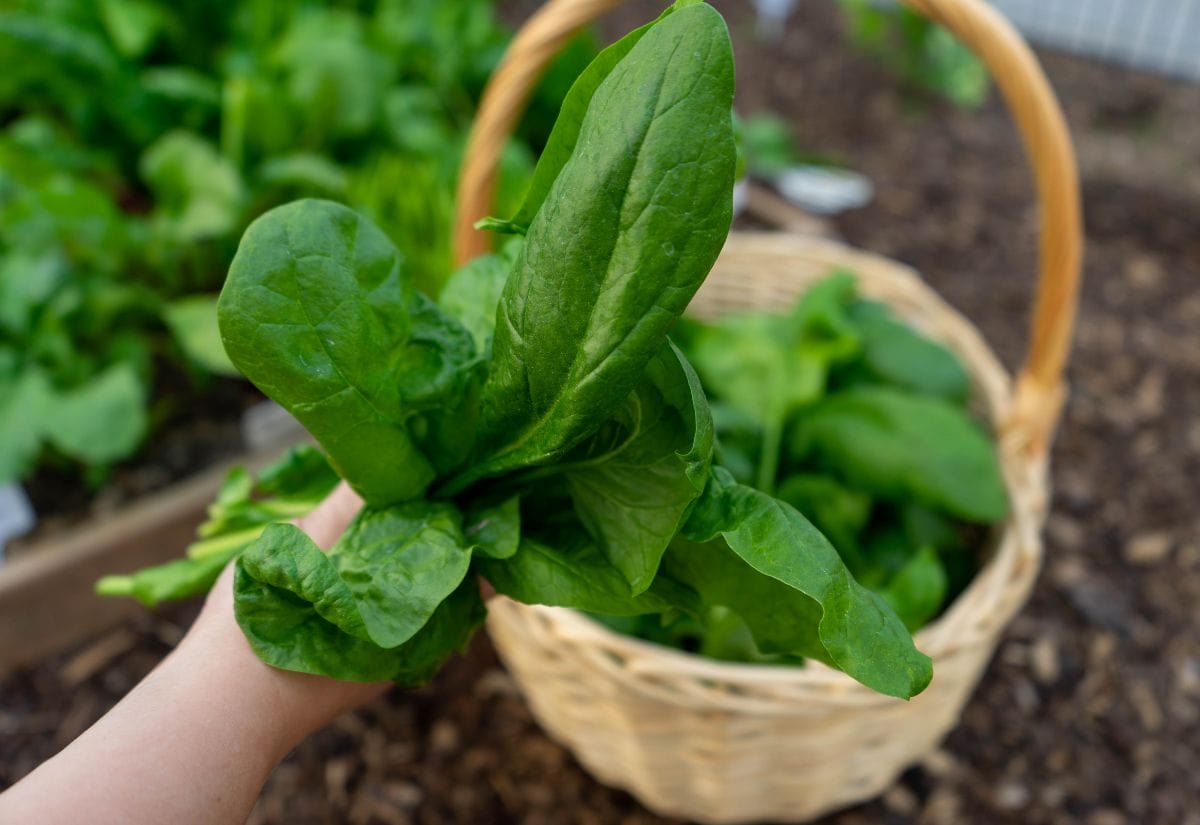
<box><xmin>0</xmin><ymin>484</ymin><xmax>384</xmax><ymax>824</ymax></box>
<box><xmin>0</xmin><ymin>636</ymin><xmax>287</xmax><ymax>823</ymax></box>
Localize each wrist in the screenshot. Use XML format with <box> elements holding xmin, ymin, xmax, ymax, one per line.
<box><xmin>175</xmin><ymin>586</ymin><xmax>388</xmax><ymax>760</ymax></box>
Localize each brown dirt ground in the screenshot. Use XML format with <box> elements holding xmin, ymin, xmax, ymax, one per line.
<box><xmin>3</xmin><ymin>1</ymin><xmax>1199</xmax><ymax>823</ymax></box>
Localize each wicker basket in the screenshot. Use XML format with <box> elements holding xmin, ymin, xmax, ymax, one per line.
<box><xmin>453</xmin><ymin>1</ymin><xmax>1083</xmax><ymax>822</ymax></box>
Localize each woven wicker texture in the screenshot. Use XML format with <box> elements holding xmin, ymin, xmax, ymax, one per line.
<box><xmin>456</xmin><ymin>0</ymin><xmax>1082</xmax><ymax>821</ymax></box>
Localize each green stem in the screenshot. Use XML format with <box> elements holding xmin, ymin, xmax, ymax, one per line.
<box><xmin>95</xmin><ymin>575</ymin><xmax>134</xmax><ymax>597</ymax></box>
<box><xmin>186</xmin><ymin>526</ymin><xmax>266</xmax><ymax>560</ymax></box>
<box><xmin>756</xmin><ymin>411</ymin><xmax>783</xmax><ymax>497</ymax></box>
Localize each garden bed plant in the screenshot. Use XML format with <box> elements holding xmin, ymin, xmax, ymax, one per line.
<box><xmin>102</xmin><ymin>0</ymin><xmax>940</xmax><ymax>701</ymax></box>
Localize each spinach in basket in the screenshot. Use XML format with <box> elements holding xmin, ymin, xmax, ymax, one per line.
<box><xmin>611</xmin><ymin>271</ymin><xmax>1008</xmax><ymax>657</ymax></box>
<box><xmin>100</xmin><ymin>1</ymin><xmax>932</xmax><ymax>700</ymax></box>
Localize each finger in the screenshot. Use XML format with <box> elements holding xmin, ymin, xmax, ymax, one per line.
<box><xmin>293</xmin><ymin>482</ymin><xmax>364</xmax><ymax>550</ymax></box>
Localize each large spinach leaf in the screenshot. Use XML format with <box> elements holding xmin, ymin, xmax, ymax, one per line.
<box><xmin>484</xmin><ymin>5</ymin><xmax>673</xmax><ymax>234</ymax></box>
<box><xmin>236</xmin><ymin>568</ymin><xmax>484</xmax><ymax>684</ymax></box>
<box><xmin>235</xmin><ymin>502</ymin><xmax>473</xmax><ymax>651</ymax></box>
<box><xmin>446</xmin><ymin>3</ymin><xmax>736</xmax><ymax>491</ymax></box>
<box><xmin>682</xmin><ymin>467</ymin><xmax>932</xmax><ymax>699</ymax></box>
<box><xmin>219</xmin><ymin>199</ymin><xmax>478</xmax><ymax>504</ymax></box>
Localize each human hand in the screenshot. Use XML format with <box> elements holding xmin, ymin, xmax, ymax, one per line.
<box><xmin>0</xmin><ymin>481</ymin><xmax>390</xmax><ymax>825</ymax></box>
<box><xmin>180</xmin><ymin>481</ymin><xmax>389</xmax><ymax>754</ymax></box>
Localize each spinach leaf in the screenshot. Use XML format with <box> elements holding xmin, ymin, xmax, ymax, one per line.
<box><xmin>790</xmin><ymin>386</ymin><xmax>1008</xmax><ymax>522</ymax></box>
<box><xmin>236</xmin><ymin>568</ymin><xmax>484</xmax><ymax>684</ymax></box>
<box><xmin>682</xmin><ymin>467</ymin><xmax>932</xmax><ymax>699</ymax></box>
<box><xmin>463</xmin><ymin>495</ymin><xmax>521</xmax><ymax>560</ymax></box>
<box><xmin>775</xmin><ymin>472</ymin><xmax>872</xmax><ymax>571</ymax></box>
<box><xmin>662</xmin><ymin>536</ymin><xmax>825</xmax><ymax>662</ymax></box>
<box><xmin>483</xmin><ymin>5</ymin><xmax>673</xmax><ymax>234</ymax></box>
<box><xmin>236</xmin><ymin>501</ymin><xmax>473</xmax><ymax>651</ymax></box>
<box><xmin>477</xmin><ymin>521</ymin><xmax>698</xmax><ymax>617</ymax></box>
<box><xmin>447</xmin><ymin>3</ymin><xmax>735</xmax><ymax>491</ymax></box>
<box><xmin>881</xmin><ymin>546</ymin><xmax>947</xmax><ymax>632</ymax></box>
<box><xmin>45</xmin><ymin>360</ymin><xmax>146</xmax><ymax>466</ymax></box>
<box><xmin>163</xmin><ymin>294</ymin><xmax>238</xmax><ymax>376</ymax></box>
<box><xmin>841</xmin><ymin>300</ymin><xmax>970</xmax><ymax>402</ymax></box>
<box><xmin>687</xmin><ymin>273</ymin><xmax>859</xmax><ymax>493</ymax></box>
<box><xmin>218</xmin><ymin>199</ymin><xmax>478</xmax><ymax>504</ymax></box>
<box><xmin>566</xmin><ymin>342</ymin><xmax>712</xmax><ymax>592</ymax></box>
<box><xmin>437</xmin><ymin>251</ymin><xmax>510</xmax><ymax>353</ymax></box>
<box><xmin>0</xmin><ymin>367</ymin><xmax>50</xmax><ymax>482</ymax></box>
<box><xmin>96</xmin><ymin>546</ymin><xmax>237</xmax><ymax>608</ymax></box>
<box><xmin>96</xmin><ymin>445</ymin><xmax>340</xmax><ymax>607</ymax></box>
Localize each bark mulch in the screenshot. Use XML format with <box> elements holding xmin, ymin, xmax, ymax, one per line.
<box><xmin>3</xmin><ymin>1</ymin><xmax>1198</xmax><ymax>822</ymax></box>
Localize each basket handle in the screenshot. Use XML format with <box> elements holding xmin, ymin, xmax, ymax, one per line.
<box><xmin>453</xmin><ymin>0</ymin><xmax>1082</xmax><ymax>457</ymax></box>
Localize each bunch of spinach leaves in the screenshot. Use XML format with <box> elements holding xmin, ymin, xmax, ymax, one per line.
<box><xmin>0</xmin><ymin>0</ymin><xmax>593</xmax><ymax>486</ymax></box>
<box><xmin>614</xmin><ymin>270</ymin><xmax>1007</xmax><ymax>659</ymax></box>
<box><xmin>101</xmin><ymin>2</ymin><xmax>932</xmax><ymax>701</ymax></box>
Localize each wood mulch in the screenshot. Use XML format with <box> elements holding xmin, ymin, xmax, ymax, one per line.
<box><xmin>3</xmin><ymin>1</ymin><xmax>1198</xmax><ymax>822</ymax></box>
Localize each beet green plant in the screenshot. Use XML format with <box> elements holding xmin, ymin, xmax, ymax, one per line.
<box><xmin>101</xmin><ymin>1</ymin><xmax>932</xmax><ymax>700</ymax></box>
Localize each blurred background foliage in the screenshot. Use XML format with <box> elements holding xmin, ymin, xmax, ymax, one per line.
<box><xmin>0</xmin><ymin>0</ymin><xmax>595</xmax><ymax>486</ymax></box>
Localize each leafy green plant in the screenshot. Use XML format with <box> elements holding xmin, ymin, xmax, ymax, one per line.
<box><xmin>668</xmin><ymin>270</ymin><xmax>1005</xmax><ymax>638</ymax></box>
<box><xmin>839</xmin><ymin>0</ymin><xmax>988</xmax><ymax>109</ymax></box>
<box><xmin>0</xmin><ymin>0</ymin><xmax>594</xmax><ymax>487</ymax></box>
<box><xmin>102</xmin><ymin>2</ymin><xmax>932</xmax><ymax>701</ymax></box>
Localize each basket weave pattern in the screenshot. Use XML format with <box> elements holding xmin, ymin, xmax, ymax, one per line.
<box><xmin>486</xmin><ymin>235</ymin><xmax>1048</xmax><ymax>823</ymax></box>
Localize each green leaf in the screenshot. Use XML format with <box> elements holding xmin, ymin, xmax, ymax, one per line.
<box><xmin>566</xmin><ymin>343</ymin><xmax>712</xmax><ymax>592</ymax></box>
<box><xmin>739</xmin><ymin>113</ymin><xmax>800</xmax><ymax>177</ymax></box>
<box><xmin>682</xmin><ymin>467</ymin><xmax>932</xmax><ymax>699</ymax></box>
<box><xmin>46</xmin><ymin>362</ymin><xmax>146</xmax><ymax>466</ymax></box>
<box><xmin>140</xmin><ymin>67</ymin><xmax>222</xmax><ymax>109</ymax></box>
<box><xmin>464</xmin><ymin>496</ymin><xmax>520</xmax><ymax>560</ymax></box>
<box><xmin>498</xmin><ymin>6</ymin><xmax>667</xmax><ymax>233</ymax></box>
<box><xmin>140</xmin><ymin>130</ymin><xmax>244</xmax><ymax>242</ymax></box>
<box><xmin>96</xmin><ymin>547</ymin><xmax>236</xmax><ymax>608</ymax></box>
<box><xmin>476</xmin><ymin>526</ymin><xmax>697</xmax><ymax>617</ymax></box>
<box><xmin>236</xmin><ymin>568</ymin><xmax>484</xmax><ymax>684</ymax></box>
<box><xmin>791</xmin><ymin>386</ymin><xmax>1008</xmax><ymax>522</ymax></box>
<box><xmin>684</xmin><ymin>272</ymin><xmax>860</xmax><ymax>493</ymax></box>
<box><xmin>437</xmin><ymin>252</ymin><xmax>509</xmax><ymax>354</ymax></box>
<box><xmin>775</xmin><ymin>473</ymin><xmax>872</xmax><ymax>570</ymax></box>
<box><xmin>0</xmin><ymin>248</ymin><xmax>66</xmax><ymax>336</ymax></box>
<box><xmin>272</xmin><ymin>10</ymin><xmax>391</xmax><ymax>140</ymax></box>
<box><xmin>236</xmin><ymin>501</ymin><xmax>473</xmax><ymax>650</ymax></box>
<box><xmin>882</xmin><ymin>546</ymin><xmax>947</xmax><ymax>631</ymax></box>
<box><xmin>0</xmin><ymin>367</ymin><xmax>51</xmax><ymax>482</ymax></box>
<box><xmin>163</xmin><ymin>295</ymin><xmax>239</xmax><ymax>376</ymax></box>
<box><xmin>218</xmin><ymin>199</ymin><xmax>477</xmax><ymax>504</ymax></box>
<box><xmin>662</xmin><ymin>536</ymin><xmax>825</xmax><ymax>662</ymax></box>
<box><xmin>898</xmin><ymin>501</ymin><xmax>964</xmax><ymax>553</ymax></box>
<box><xmin>451</xmin><ymin>4</ymin><xmax>736</xmax><ymax>490</ymax></box>
<box><xmin>843</xmin><ymin>300</ymin><xmax>970</xmax><ymax>402</ymax></box>
<box><xmin>256</xmin><ymin>444</ymin><xmax>341</xmax><ymax>500</ymax></box>
<box><xmin>257</xmin><ymin>153</ymin><xmax>349</xmax><ymax>197</ymax></box>
<box><xmin>98</xmin><ymin>0</ymin><xmax>163</xmax><ymax>59</ymax></box>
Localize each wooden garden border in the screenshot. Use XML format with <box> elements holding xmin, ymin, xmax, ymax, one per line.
<box><xmin>0</xmin><ymin>448</ymin><xmax>283</xmax><ymax>675</ymax></box>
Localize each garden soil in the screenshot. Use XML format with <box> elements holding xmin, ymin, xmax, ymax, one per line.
<box><xmin>3</xmin><ymin>1</ymin><xmax>1198</xmax><ymax>822</ymax></box>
